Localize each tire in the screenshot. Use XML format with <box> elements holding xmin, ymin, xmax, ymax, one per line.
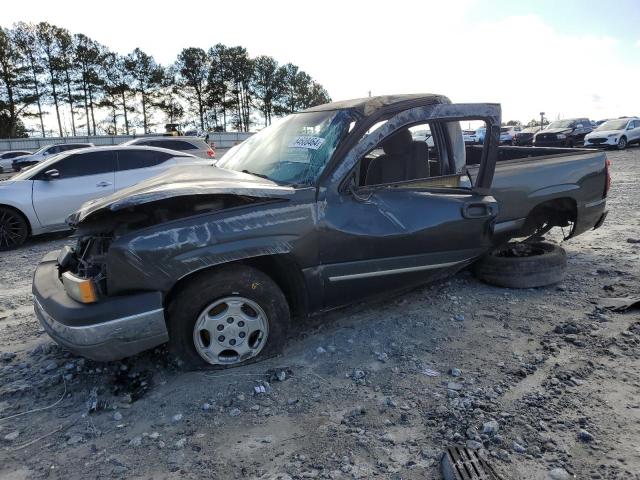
<box><xmin>166</xmin><ymin>265</ymin><xmax>290</xmax><ymax>370</ymax></box>
<box><xmin>0</xmin><ymin>206</ymin><xmax>29</xmax><ymax>251</ymax></box>
<box><xmin>474</xmin><ymin>241</ymin><xmax>567</xmax><ymax>289</ymax></box>
<box><xmin>617</xmin><ymin>136</ymin><xmax>627</xmax><ymax>150</ymax></box>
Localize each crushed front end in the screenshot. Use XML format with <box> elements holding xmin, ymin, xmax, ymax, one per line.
<box><xmin>33</xmin><ymin>232</ymin><xmax>168</xmax><ymax>361</ymax></box>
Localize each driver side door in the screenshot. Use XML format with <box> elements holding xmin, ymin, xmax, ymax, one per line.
<box><xmin>32</xmin><ymin>151</ymin><xmax>116</xmax><ymax>229</ymax></box>
<box><xmin>317</xmin><ymin>105</ymin><xmax>499</xmax><ymax>309</ymax></box>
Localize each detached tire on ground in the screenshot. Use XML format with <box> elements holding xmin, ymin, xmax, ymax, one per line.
<box><xmin>167</xmin><ymin>265</ymin><xmax>290</xmax><ymax>370</ymax></box>
<box><xmin>474</xmin><ymin>241</ymin><xmax>567</xmax><ymax>289</ymax></box>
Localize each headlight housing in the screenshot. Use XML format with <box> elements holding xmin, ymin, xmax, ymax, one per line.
<box><xmin>61</xmin><ymin>272</ymin><xmax>98</xmax><ymax>303</ymax></box>
<box><xmin>557</xmin><ymin>134</ymin><xmax>566</xmax><ymax>139</ymax></box>
<box><xmin>607</xmin><ymin>134</ymin><xmax>618</xmax><ymax>138</ymax></box>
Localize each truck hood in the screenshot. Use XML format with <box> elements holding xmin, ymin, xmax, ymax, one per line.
<box><xmin>68</xmin><ymin>165</ymin><xmax>295</xmax><ymax>225</ymax></box>
<box><xmin>586</xmin><ymin>129</ymin><xmax>620</xmax><ymax>138</ymax></box>
<box><xmin>538</xmin><ymin>128</ymin><xmax>572</xmax><ymax>135</ymax></box>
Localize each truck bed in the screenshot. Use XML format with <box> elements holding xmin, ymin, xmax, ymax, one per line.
<box><xmin>466</xmin><ymin>145</ymin><xmax>608</xmax><ymax>241</ymax></box>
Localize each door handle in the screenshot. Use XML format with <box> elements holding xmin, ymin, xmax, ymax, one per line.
<box><xmin>96</xmin><ymin>181</ymin><xmax>112</xmax><ymax>187</ymax></box>
<box><xmin>462</xmin><ymin>202</ymin><xmax>495</xmax><ymax>219</ymax></box>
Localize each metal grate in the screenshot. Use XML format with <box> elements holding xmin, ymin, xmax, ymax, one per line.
<box><xmin>441</xmin><ymin>446</ymin><xmax>504</xmax><ymax>480</ymax></box>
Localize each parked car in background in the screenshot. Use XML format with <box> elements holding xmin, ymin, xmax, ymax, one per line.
<box><xmin>533</xmin><ymin>118</ymin><xmax>592</xmax><ymax>147</ymax></box>
<box><xmin>499</xmin><ymin>125</ymin><xmax>521</xmax><ymax>144</ymax></box>
<box><xmin>12</xmin><ymin>143</ymin><xmax>94</xmax><ymax>171</ymax></box>
<box><xmin>512</xmin><ymin>126</ymin><xmax>541</xmax><ymax>146</ymax></box>
<box><xmin>0</xmin><ymin>146</ymin><xmax>213</xmax><ymax>250</ymax></box>
<box><xmin>475</xmin><ymin>127</ymin><xmax>486</xmax><ymax>144</ymax></box>
<box><xmin>0</xmin><ymin>150</ymin><xmax>32</xmax><ymax>173</ymax></box>
<box><xmin>462</xmin><ymin>130</ymin><xmax>478</xmax><ymax>144</ymax></box>
<box><xmin>584</xmin><ymin>117</ymin><xmax>640</xmax><ymax>150</ymax></box>
<box><xmin>410</xmin><ymin>128</ymin><xmax>435</xmax><ymax>146</ymax></box>
<box><xmin>124</xmin><ymin>136</ymin><xmax>215</xmax><ymax>159</ymax></box>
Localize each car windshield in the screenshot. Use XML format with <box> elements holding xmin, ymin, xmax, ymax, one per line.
<box><xmin>547</xmin><ymin>120</ymin><xmax>575</xmax><ymax>129</ymax></box>
<box><xmin>31</xmin><ymin>145</ymin><xmax>53</xmax><ymax>155</ymax></box>
<box><xmin>595</xmin><ymin>119</ymin><xmax>629</xmax><ymax>131</ymax></box>
<box><xmin>216</xmin><ymin>110</ymin><xmax>354</xmax><ymax>186</ymax></box>
<box><xmin>11</xmin><ymin>152</ymin><xmax>66</xmax><ymax>180</ymax></box>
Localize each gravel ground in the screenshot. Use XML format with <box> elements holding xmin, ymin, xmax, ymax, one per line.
<box><xmin>0</xmin><ymin>148</ymin><xmax>639</xmax><ymax>480</ymax></box>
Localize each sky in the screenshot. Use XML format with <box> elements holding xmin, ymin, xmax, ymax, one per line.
<box><xmin>2</xmin><ymin>0</ymin><xmax>639</xmax><ymax>130</ymax></box>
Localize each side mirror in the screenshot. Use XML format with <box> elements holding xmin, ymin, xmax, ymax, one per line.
<box><xmin>44</xmin><ymin>169</ymin><xmax>60</xmax><ymax>180</ymax></box>
<box><xmin>628</xmin><ymin>125</ymin><xmax>634</xmax><ymax>130</ymax></box>
<box><xmin>576</xmin><ymin>124</ymin><xmax>583</xmax><ymax>129</ymax></box>
<box><xmin>42</xmin><ymin>151</ymin><xmax>49</xmax><ymax>156</ymax></box>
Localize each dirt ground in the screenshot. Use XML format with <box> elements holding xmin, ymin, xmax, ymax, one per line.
<box><xmin>0</xmin><ymin>148</ymin><xmax>639</xmax><ymax>480</ymax></box>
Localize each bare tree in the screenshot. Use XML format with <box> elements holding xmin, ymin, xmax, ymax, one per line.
<box><xmin>0</xmin><ymin>27</ymin><xmax>33</xmax><ymax>137</ymax></box>
<box><xmin>36</xmin><ymin>22</ymin><xmax>64</xmax><ymax>136</ymax></box>
<box><xmin>175</xmin><ymin>47</ymin><xmax>209</xmax><ymax>130</ymax></box>
<box><xmin>12</xmin><ymin>22</ymin><xmax>46</xmax><ymax>137</ymax></box>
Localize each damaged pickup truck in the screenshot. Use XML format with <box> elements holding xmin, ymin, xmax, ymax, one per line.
<box><xmin>32</xmin><ymin>94</ymin><xmax>609</xmax><ymax>368</ymax></box>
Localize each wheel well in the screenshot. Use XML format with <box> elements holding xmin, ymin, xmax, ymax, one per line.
<box><xmin>519</xmin><ymin>197</ymin><xmax>577</xmax><ymax>237</ymax></box>
<box><xmin>0</xmin><ymin>204</ymin><xmax>31</xmax><ymax>235</ymax></box>
<box><xmin>163</xmin><ymin>254</ymin><xmax>308</xmax><ymax>319</ymax></box>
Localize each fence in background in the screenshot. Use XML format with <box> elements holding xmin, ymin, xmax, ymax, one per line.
<box><xmin>0</xmin><ymin>132</ymin><xmax>254</xmax><ymax>153</ymax></box>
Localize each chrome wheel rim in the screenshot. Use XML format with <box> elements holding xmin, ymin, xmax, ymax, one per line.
<box><xmin>619</xmin><ymin>138</ymin><xmax>626</xmax><ymax>149</ymax></box>
<box><xmin>193</xmin><ymin>296</ymin><xmax>269</xmax><ymax>365</ymax></box>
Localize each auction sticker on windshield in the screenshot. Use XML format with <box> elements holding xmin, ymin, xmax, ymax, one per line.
<box><xmin>289</xmin><ymin>136</ymin><xmax>326</xmax><ymax>150</ymax></box>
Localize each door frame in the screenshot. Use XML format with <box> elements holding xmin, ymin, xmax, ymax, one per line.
<box><xmin>318</xmin><ymin>101</ymin><xmax>501</xmax><ymax>196</ymax></box>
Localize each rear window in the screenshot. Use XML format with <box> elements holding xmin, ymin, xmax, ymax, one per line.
<box><xmin>117</xmin><ymin>150</ymin><xmax>173</xmax><ymax>170</ymax></box>
<box><xmin>62</xmin><ymin>144</ymin><xmax>91</xmax><ymax>152</ymax></box>
<box><xmin>150</xmin><ymin>140</ymin><xmax>198</xmax><ymax>150</ymax></box>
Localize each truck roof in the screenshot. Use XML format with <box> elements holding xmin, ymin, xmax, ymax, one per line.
<box><xmin>302</xmin><ymin>94</ymin><xmax>451</xmax><ymax>116</ymax></box>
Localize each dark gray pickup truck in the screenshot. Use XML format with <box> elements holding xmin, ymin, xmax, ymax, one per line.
<box><xmin>32</xmin><ymin>94</ymin><xmax>609</xmax><ymax>368</ymax></box>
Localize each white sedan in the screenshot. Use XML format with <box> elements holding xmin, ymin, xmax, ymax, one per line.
<box><xmin>0</xmin><ymin>146</ymin><xmax>212</xmax><ymax>250</ymax></box>
<box><xmin>584</xmin><ymin>117</ymin><xmax>640</xmax><ymax>150</ymax></box>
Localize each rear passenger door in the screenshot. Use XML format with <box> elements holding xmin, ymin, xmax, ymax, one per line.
<box><xmin>31</xmin><ymin>151</ymin><xmax>116</xmax><ymax>228</ymax></box>
<box><xmin>629</xmin><ymin>120</ymin><xmax>640</xmax><ymax>143</ymax></box>
<box><xmin>115</xmin><ymin>149</ymin><xmax>176</xmax><ymax>190</ymax></box>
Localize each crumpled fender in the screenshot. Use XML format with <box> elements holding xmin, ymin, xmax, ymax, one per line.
<box><xmin>105</xmin><ymin>202</ymin><xmax>314</xmax><ymax>295</ymax></box>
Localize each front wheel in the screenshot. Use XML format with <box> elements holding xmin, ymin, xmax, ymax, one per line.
<box><xmin>167</xmin><ymin>265</ymin><xmax>290</xmax><ymax>369</ymax></box>
<box><xmin>617</xmin><ymin>136</ymin><xmax>627</xmax><ymax>150</ymax></box>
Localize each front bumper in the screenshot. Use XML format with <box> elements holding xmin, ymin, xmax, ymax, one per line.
<box><xmin>533</xmin><ymin>139</ymin><xmax>568</xmax><ymax>147</ymax></box>
<box><xmin>584</xmin><ymin>138</ymin><xmax>617</xmax><ymax>148</ymax></box>
<box><xmin>33</xmin><ymin>251</ymin><xmax>168</xmax><ymax>361</ymax></box>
